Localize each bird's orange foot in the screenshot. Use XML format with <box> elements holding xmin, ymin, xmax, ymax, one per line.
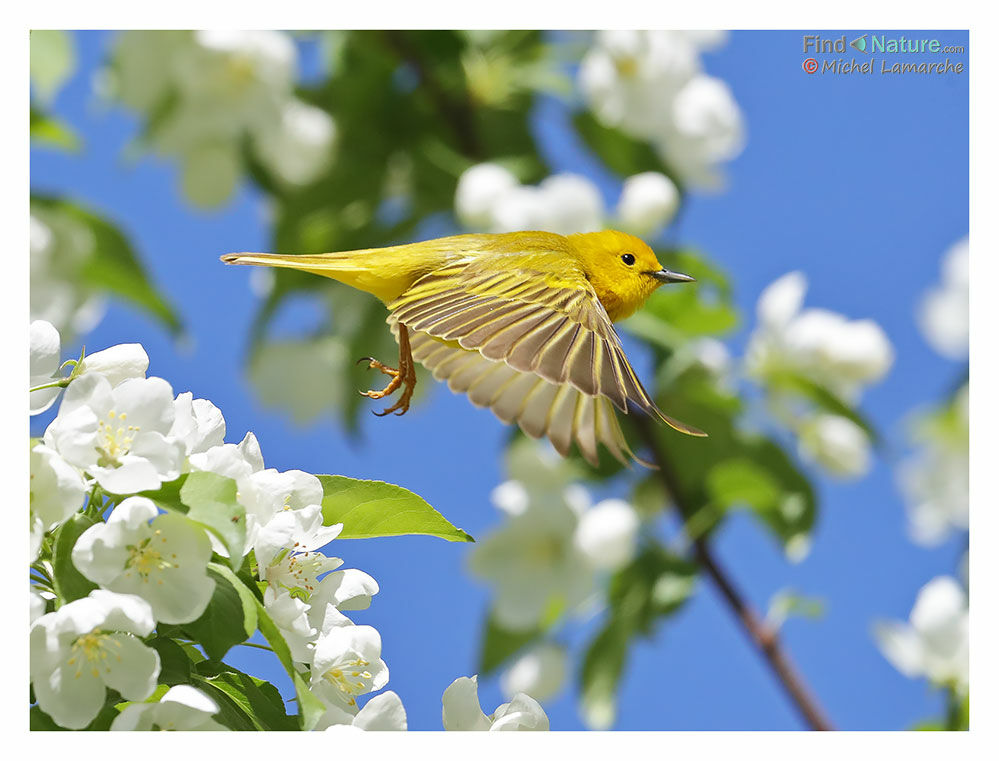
<box><xmin>357</xmin><ymin>356</ymin><xmax>416</xmax><ymax>416</ymax></box>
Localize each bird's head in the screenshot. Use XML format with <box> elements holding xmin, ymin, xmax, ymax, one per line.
<box><xmin>569</xmin><ymin>230</ymin><xmax>695</xmax><ymax>321</ymax></box>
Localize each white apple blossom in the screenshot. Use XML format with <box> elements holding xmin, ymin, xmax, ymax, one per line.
<box><xmin>324</xmin><ymin>691</ymin><xmax>408</xmax><ymax>732</ymax></box>
<box><xmin>500</xmin><ymin>642</ymin><xmax>568</xmax><ymax>702</ymax></box>
<box><xmin>658</xmin><ymin>74</ymin><xmax>745</xmax><ymax>189</ymax></box>
<box><xmin>579</xmin><ymin>31</ymin><xmax>700</xmax><ymax>141</ymax></box>
<box><xmin>469</xmin><ymin>481</ymin><xmax>595</xmax><ymax>630</ymax></box>
<box><xmin>238</xmin><ymin>467</ymin><xmax>325</xmax><ymax>540</ymax></box>
<box><xmin>30</xmin><ymin>590</ymin><xmax>160</xmax><ymax>729</ymax></box>
<box><xmin>578</xmin><ymin>31</ymin><xmax>743</xmax><ymax>188</ymax></box>
<box><xmin>574</xmin><ymin>499</ymin><xmax>641</xmax><ymax>571</ymax></box>
<box><xmin>489</xmin><ymin>185</ymin><xmax>546</xmax><ymax>232</ymax></box>
<box><xmin>188</xmin><ymin>430</ymin><xmax>264</xmax><ymax>482</ymax></box>
<box><xmin>106</xmin><ymin>31</ymin><xmax>335</xmax><ymax>206</ymax></box>
<box><xmin>169</xmin><ymin>392</ymin><xmax>226</xmax><ymax>457</ymax></box>
<box><xmin>30</xmin><ymin>320</ymin><xmax>62</xmax><ymax>414</ymax></box>
<box><xmin>797</xmin><ymin>414</ymin><xmax>872</xmax><ymax>478</ymax></box>
<box><xmin>310</xmin><ymin>614</ymin><xmax>390</xmax><ymax>728</ymax></box>
<box><xmin>31</xmin><ymin>320</ymin><xmax>152</xmax><ymax>416</ymax></box>
<box><xmin>254</xmin><ymin>503</ymin><xmax>343</xmax><ymax>572</ymax></box>
<box><xmin>30</xmin><ymin>586</ymin><xmax>50</xmax><ymax>624</ymax></box>
<box><xmin>442</xmin><ymin>675</ymin><xmax>549</xmax><ymax>731</ymax></box>
<box><xmin>111</xmin><ymin>685</ymin><xmax>228</xmax><ymax>730</ymax></box>
<box><xmin>76</xmin><ymin>343</ymin><xmax>149</xmax><ymax>387</ymax></box>
<box><xmin>919</xmin><ymin>237</ymin><xmax>969</xmax><ymax>359</ymax></box>
<box><xmin>265</xmin><ymin>560</ymin><xmax>380</xmax><ymax>663</ymax></box>
<box><xmin>30</xmin><ymin>443</ymin><xmax>86</xmax><ymax>535</ymax></box>
<box><xmin>30</xmin><ymin>208</ymin><xmax>106</xmax><ymax>340</ymax></box>
<box><xmin>72</xmin><ymin>497</ymin><xmax>216</xmax><ymax>624</ymax></box>
<box><xmin>43</xmin><ymin>373</ymin><xmax>185</xmax><ymax>494</ymax></box>
<box><xmin>455</xmin><ymin>163</ymin><xmax>520</xmax><ymax>228</ymax></box>
<box><xmin>898</xmin><ymin>385</ymin><xmax>968</xmax><ymax>545</ymax></box>
<box><xmin>616</xmin><ymin>171</ymin><xmax>680</xmax><ymax>235</ymax></box>
<box><xmin>535</xmin><ymin>174</ymin><xmax>605</xmax><ymax>235</ymax></box>
<box><xmin>253</xmin><ymin>100</ymin><xmax>337</xmax><ymax>186</ymax></box>
<box><xmin>746</xmin><ymin>271</ymin><xmax>894</xmax><ymax>401</ymax></box>
<box><xmin>472</xmin><ymin>440</ymin><xmax>644</xmax><ymax>629</ymax></box>
<box><xmin>874</xmin><ymin>576</ymin><xmax>968</xmax><ymax>694</ymax></box>
<box><xmin>693</xmin><ymin>336</ymin><xmax>733</xmax><ymax>377</ymax></box>
<box><xmin>454</xmin><ymin>164</ymin><xmax>606</xmax><ymax>235</ymax></box>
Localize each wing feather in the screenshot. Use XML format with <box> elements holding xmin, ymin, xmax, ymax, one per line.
<box><xmin>387</xmin><ymin>257</ymin><xmax>704</xmax><ymax>466</ymax></box>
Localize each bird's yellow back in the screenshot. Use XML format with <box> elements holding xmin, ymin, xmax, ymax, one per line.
<box><xmin>223</xmin><ymin>229</ymin><xmax>667</xmax><ymax>321</ymax></box>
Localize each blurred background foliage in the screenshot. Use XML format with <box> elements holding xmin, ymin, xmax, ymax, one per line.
<box><xmin>29</xmin><ymin>29</ymin><xmax>968</xmax><ymax>730</ymax></box>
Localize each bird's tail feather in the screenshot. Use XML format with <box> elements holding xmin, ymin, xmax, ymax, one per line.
<box><xmin>220</xmin><ymin>252</ymin><xmax>357</xmax><ymax>271</ymax></box>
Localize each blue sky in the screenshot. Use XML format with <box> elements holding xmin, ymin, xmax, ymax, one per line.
<box><xmin>31</xmin><ymin>30</ymin><xmax>968</xmax><ymax>730</ymax></box>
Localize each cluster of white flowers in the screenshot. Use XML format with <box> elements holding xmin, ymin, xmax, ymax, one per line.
<box><xmin>578</xmin><ymin>31</ymin><xmax>744</xmax><ymax>189</ymax></box>
<box><xmin>745</xmin><ymin>272</ymin><xmax>894</xmax><ymax>479</ymax></box>
<box><xmin>455</xmin><ymin>162</ymin><xmax>679</xmax><ymax>237</ymax></box>
<box><xmin>874</xmin><ymin>576</ymin><xmax>968</xmax><ymax>695</ymax></box>
<box><xmin>442</xmin><ymin>676</ymin><xmax>549</xmax><ymax>730</ymax></box>
<box><xmin>30</xmin><ymin>319</ymin><xmax>549</xmax><ymax>731</ymax></box>
<box><xmin>895</xmin><ymin>236</ymin><xmax>969</xmax><ymax>546</ymax></box>
<box><xmin>471</xmin><ymin>440</ymin><xmax>641</xmax><ymax>632</ymax></box>
<box><xmin>469</xmin><ymin>439</ymin><xmax>642</xmax><ymax>705</ymax></box>
<box><xmin>897</xmin><ymin>386</ymin><xmax>969</xmax><ymax>546</ymax></box>
<box><xmin>918</xmin><ymin>237</ymin><xmax>969</xmax><ymax>360</ymax></box>
<box><xmin>104</xmin><ymin>31</ymin><xmax>336</xmax><ymax>206</ymax></box>
<box><xmin>30</xmin><ymin>206</ymin><xmax>106</xmax><ymax>342</ymax></box>
<box><xmin>28</xmin><ymin>320</ymin><xmax>388</xmax><ymax>730</ymax></box>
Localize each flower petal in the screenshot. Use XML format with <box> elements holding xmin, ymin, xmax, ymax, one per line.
<box><xmin>442</xmin><ymin>676</ymin><xmax>491</xmax><ymax>731</ymax></box>
<box><xmin>353</xmin><ymin>691</ymin><xmax>408</xmax><ymax>731</ymax></box>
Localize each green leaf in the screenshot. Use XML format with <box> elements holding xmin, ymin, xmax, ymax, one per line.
<box><xmin>479</xmin><ymin>614</ymin><xmax>543</xmax><ymax>675</ymax></box>
<box><xmin>580</xmin><ymin>622</ymin><xmax>630</xmax><ymax>730</ymax></box>
<box><xmin>193</xmin><ymin>661</ymin><xmax>297</xmax><ymax>731</ymax></box>
<box><xmin>148</xmin><ymin>637</ymin><xmax>192</xmax><ymax>686</ymax></box>
<box><xmin>182</xmin><ymin>564</ymin><xmax>257</xmax><ymax>661</ymax></box>
<box><xmin>30</xmin><ymin>30</ymin><xmax>75</xmax><ymax>103</ymax></box>
<box><xmin>180</xmin><ymin>473</ymin><xmax>247</xmax><ymax>569</ymax></box>
<box><xmin>51</xmin><ymin>514</ymin><xmax>98</xmax><ymax>604</ymax></box>
<box><xmin>135</xmin><ymin>473</ymin><xmax>188</xmax><ymax>512</ymax></box>
<box><xmin>573</xmin><ymin>110</ymin><xmax>675</xmax><ymax>184</ymax></box>
<box><xmin>766</xmin><ymin>588</ymin><xmax>826</xmax><ymax>630</ymax></box>
<box><xmin>707</xmin><ymin>458</ymin><xmax>781</xmax><ymax>512</ymax></box>
<box><xmin>30</xmin><ymin>702</ymin><xmax>120</xmax><ymax>731</ymax></box>
<box><xmin>29</xmin><ymin>705</ymin><xmax>66</xmax><ymax>731</ymax></box>
<box><xmin>318</xmin><ymin>474</ymin><xmax>474</xmax><ymax>542</ymax></box>
<box><xmin>30</xmin><ymin>107</ymin><xmax>80</xmax><ymax>151</ymax></box>
<box><xmin>607</xmin><ymin>547</ymin><xmax>698</xmax><ymax>635</ymax></box>
<box><xmin>580</xmin><ymin>547</ymin><xmax>697</xmax><ymax>729</ymax></box>
<box><xmin>625</xmin><ymin>249</ymin><xmax>738</xmax><ymax>346</ymax></box>
<box><xmin>628</xmin><ymin>284</ymin><xmax>739</xmax><ymax>344</ymax></box>
<box><xmin>737</xmin><ymin>437</ymin><xmax>818</xmax><ymax>546</ymax></box>
<box><xmin>30</xmin><ymin>195</ymin><xmax>183</xmax><ymax>335</ymax></box>
<box><xmin>770</xmin><ymin>372</ymin><xmax>880</xmax><ymax>444</ymax></box>
<box><xmin>254</xmin><ymin>598</ymin><xmax>326</xmax><ymax>730</ymax></box>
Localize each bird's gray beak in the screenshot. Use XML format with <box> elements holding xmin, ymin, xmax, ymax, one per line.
<box><xmin>650</xmin><ymin>268</ymin><xmax>696</xmax><ymax>284</ymax></box>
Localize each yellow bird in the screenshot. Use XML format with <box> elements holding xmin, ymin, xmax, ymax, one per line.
<box><xmin>222</xmin><ymin>230</ymin><xmax>705</xmax><ymax>467</ymax></box>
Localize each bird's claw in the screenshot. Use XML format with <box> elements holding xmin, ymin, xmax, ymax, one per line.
<box><xmin>357</xmin><ymin>353</ymin><xmax>416</xmax><ymax>417</ymax></box>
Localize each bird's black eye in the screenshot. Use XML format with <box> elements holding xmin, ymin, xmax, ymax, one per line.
<box><xmin>621</xmin><ymin>253</ymin><xmax>636</xmax><ymax>266</ymax></box>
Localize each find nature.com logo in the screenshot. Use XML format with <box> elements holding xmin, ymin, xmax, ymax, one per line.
<box><xmin>801</xmin><ymin>33</ymin><xmax>966</xmax><ymax>76</ymax></box>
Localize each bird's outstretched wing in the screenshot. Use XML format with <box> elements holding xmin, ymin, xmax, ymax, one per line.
<box><xmin>387</xmin><ymin>259</ymin><xmax>704</xmax><ymax>466</ymax></box>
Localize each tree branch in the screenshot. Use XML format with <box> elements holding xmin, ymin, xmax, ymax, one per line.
<box><xmin>380</xmin><ymin>31</ymin><xmax>483</xmax><ymax>161</ymax></box>
<box><xmin>634</xmin><ymin>416</ymin><xmax>835</xmax><ymax>731</ymax></box>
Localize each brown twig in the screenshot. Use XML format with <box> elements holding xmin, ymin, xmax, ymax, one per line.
<box><xmin>634</xmin><ymin>416</ymin><xmax>835</xmax><ymax>731</ymax></box>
